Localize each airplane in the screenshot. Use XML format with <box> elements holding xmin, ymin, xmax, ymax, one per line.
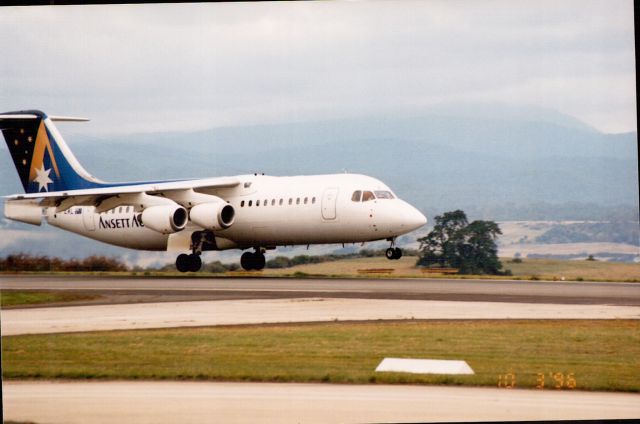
<box><xmin>0</xmin><ymin>110</ymin><xmax>427</xmax><ymax>272</ymax></box>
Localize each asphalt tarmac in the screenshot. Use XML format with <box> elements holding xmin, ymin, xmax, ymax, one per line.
<box><xmin>5</xmin><ymin>297</ymin><xmax>638</xmax><ymax>335</ymax></box>
<box><xmin>2</xmin><ymin>275</ymin><xmax>639</xmax><ymax>305</ymax></box>
<box><xmin>4</xmin><ymin>381</ymin><xmax>640</xmax><ymax>423</ymax></box>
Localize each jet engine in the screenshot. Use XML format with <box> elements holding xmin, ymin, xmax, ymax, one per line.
<box><xmin>189</xmin><ymin>201</ymin><xmax>235</xmax><ymax>231</ymax></box>
<box><xmin>141</xmin><ymin>204</ymin><xmax>188</xmax><ymax>234</ymax></box>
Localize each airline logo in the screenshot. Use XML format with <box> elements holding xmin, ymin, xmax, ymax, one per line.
<box><xmin>29</xmin><ymin>121</ymin><xmax>60</xmax><ymax>192</ymax></box>
<box><xmin>5</xmin><ymin>119</ymin><xmax>61</xmax><ymax>192</ymax></box>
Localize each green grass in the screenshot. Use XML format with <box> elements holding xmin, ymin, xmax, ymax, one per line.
<box><xmin>3</xmin><ymin>320</ymin><xmax>638</xmax><ymax>392</ymax></box>
<box><xmin>0</xmin><ymin>290</ymin><xmax>102</xmax><ymax>307</ymax></box>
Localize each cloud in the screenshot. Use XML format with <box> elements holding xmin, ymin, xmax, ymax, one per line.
<box><xmin>0</xmin><ymin>0</ymin><xmax>635</xmax><ymax>136</ymax></box>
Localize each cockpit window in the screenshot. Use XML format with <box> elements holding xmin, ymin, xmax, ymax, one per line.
<box><xmin>351</xmin><ymin>190</ymin><xmax>362</xmax><ymax>202</ymax></box>
<box><xmin>374</xmin><ymin>190</ymin><xmax>395</xmax><ymax>199</ymax></box>
<box><xmin>362</xmin><ymin>191</ymin><xmax>375</xmax><ymax>202</ymax></box>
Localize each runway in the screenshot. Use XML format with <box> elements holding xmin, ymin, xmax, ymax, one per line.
<box><xmin>3</xmin><ymin>276</ymin><xmax>639</xmax><ymax>335</ymax></box>
<box><xmin>4</xmin><ymin>297</ymin><xmax>639</xmax><ymax>335</ymax></box>
<box><xmin>4</xmin><ymin>381</ymin><xmax>640</xmax><ymax>423</ymax></box>
<box><xmin>2</xmin><ymin>275</ymin><xmax>639</xmax><ymax>305</ymax></box>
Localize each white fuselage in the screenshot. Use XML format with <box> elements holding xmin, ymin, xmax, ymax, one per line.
<box><xmin>45</xmin><ymin>173</ymin><xmax>427</xmax><ymax>252</ymax></box>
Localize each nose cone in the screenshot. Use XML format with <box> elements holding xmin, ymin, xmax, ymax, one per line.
<box><xmin>405</xmin><ymin>204</ymin><xmax>427</xmax><ymax>231</ymax></box>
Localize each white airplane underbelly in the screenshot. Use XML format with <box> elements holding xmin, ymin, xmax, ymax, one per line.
<box><xmin>45</xmin><ymin>207</ymin><xmax>169</xmax><ymax>251</ymax></box>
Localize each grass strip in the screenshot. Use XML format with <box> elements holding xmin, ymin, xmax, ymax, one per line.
<box><xmin>3</xmin><ymin>320</ymin><xmax>638</xmax><ymax>392</ymax></box>
<box><xmin>1</xmin><ymin>290</ymin><xmax>102</xmax><ymax>307</ymax></box>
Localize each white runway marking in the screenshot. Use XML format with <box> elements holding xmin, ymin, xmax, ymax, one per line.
<box><xmin>375</xmin><ymin>358</ymin><xmax>475</xmax><ymax>375</ymax></box>
<box><xmin>3</xmin><ymin>298</ymin><xmax>639</xmax><ymax>335</ymax></box>
<box><xmin>4</xmin><ymin>381</ymin><xmax>639</xmax><ymax>424</ymax></box>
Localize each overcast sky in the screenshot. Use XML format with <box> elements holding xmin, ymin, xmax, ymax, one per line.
<box><xmin>0</xmin><ymin>0</ymin><xmax>636</xmax><ymax>136</ymax></box>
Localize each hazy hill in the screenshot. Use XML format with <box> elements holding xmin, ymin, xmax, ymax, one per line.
<box><xmin>1</xmin><ymin>106</ymin><xmax>637</xmax><ymax>217</ymax></box>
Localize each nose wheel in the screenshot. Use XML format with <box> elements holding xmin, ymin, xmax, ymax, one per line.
<box><xmin>176</xmin><ymin>253</ymin><xmax>202</xmax><ymax>272</ymax></box>
<box><xmin>385</xmin><ymin>247</ymin><xmax>402</xmax><ymax>260</ymax></box>
<box><xmin>241</xmin><ymin>250</ymin><xmax>266</xmax><ymax>271</ymax></box>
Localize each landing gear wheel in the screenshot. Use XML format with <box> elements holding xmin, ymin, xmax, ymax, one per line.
<box><xmin>254</xmin><ymin>252</ymin><xmax>266</xmax><ymax>271</ymax></box>
<box><xmin>188</xmin><ymin>254</ymin><xmax>202</xmax><ymax>272</ymax></box>
<box><xmin>177</xmin><ymin>253</ymin><xmax>202</xmax><ymax>272</ymax></box>
<box><xmin>176</xmin><ymin>254</ymin><xmax>191</xmax><ymax>272</ymax></box>
<box><xmin>241</xmin><ymin>252</ymin><xmax>254</xmax><ymax>271</ymax></box>
<box><xmin>385</xmin><ymin>247</ymin><xmax>402</xmax><ymax>260</ymax></box>
<box><xmin>385</xmin><ymin>248</ymin><xmax>396</xmax><ymax>260</ymax></box>
<box><xmin>240</xmin><ymin>251</ymin><xmax>266</xmax><ymax>271</ymax></box>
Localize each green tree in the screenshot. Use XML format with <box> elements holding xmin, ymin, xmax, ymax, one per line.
<box><xmin>417</xmin><ymin>210</ymin><xmax>503</xmax><ymax>275</ymax></box>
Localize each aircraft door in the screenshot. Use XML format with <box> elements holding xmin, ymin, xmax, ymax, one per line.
<box><xmin>82</xmin><ymin>206</ymin><xmax>96</xmax><ymax>231</ymax></box>
<box><xmin>321</xmin><ymin>188</ymin><xmax>338</xmax><ymax>220</ymax></box>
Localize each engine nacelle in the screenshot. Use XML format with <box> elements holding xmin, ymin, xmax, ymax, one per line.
<box><xmin>4</xmin><ymin>199</ymin><xmax>42</xmax><ymax>226</ymax></box>
<box><xmin>141</xmin><ymin>205</ymin><xmax>188</xmax><ymax>234</ymax></box>
<box><xmin>189</xmin><ymin>202</ymin><xmax>235</xmax><ymax>231</ymax></box>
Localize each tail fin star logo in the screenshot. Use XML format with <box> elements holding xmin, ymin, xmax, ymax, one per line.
<box><xmin>34</xmin><ymin>164</ymin><xmax>53</xmax><ymax>191</ymax></box>
<box><xmin>28</xmin><ymin>120</ymin><xmax>60</xmax><ymax>192</ymax></box>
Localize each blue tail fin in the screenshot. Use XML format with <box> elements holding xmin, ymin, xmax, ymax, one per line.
<box><xmin>0</xmin><ymin>110</ymin><xmax>105</xmax><ymax>193</ymax></box>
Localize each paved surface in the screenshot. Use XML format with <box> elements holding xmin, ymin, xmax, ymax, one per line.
<box><xmin>4</xmin><ymin>381</ymin><xmax>639</xmax><ymax>423</ymax></box>
<box><xmin>2</xmin><ymin>275</ymin><xmax>640</xmax><ymax>305</ymax></box>
<box><xmin>3</xmin><ymin>298</ymin><xmax>639</xmax><ymax>335</ymax></box>
<box><xmin>3</xmin><ymin>277</ymin><xmax>639</xmax><ymax>422</ymax></box>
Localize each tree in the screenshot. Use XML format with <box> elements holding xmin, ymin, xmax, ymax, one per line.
<box><xmin>417</xmin><ymin>210</ymin><xmax>503</xmax><ymax>275</ymax></box>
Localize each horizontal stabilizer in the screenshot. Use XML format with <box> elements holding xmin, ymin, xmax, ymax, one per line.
<box><xmin>0</xmin><ymin>114</ymin><xmax>89</xmax><ymax>122</ymax></box>
<box><xmin>50</xmin><ymin>116</ymin><xmax>90</xmax><ymax>122</ymax></box>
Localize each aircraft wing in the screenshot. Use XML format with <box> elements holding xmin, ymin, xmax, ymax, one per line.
<box><xmin>4</xmin><ymin>176</ymin><xmax>242</xmax><ymax>211</ymax></box>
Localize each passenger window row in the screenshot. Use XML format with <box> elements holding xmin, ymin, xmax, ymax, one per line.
<box><xmin>240</xmin><ymin>196</ymin><xmax>317</xmax><ymax>208</ymax></box>
<box><xmin>102</xmin><ymin>206</ymin><xmax>134</xmax><ymax>214</ymax></box>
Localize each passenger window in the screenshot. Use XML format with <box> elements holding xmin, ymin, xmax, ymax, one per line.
<box><xmin>304</xmin><ymin>197</ymin><xmax>308</xmax><ymax>204</ymax></box>
<box><xmin>362</xmin><ymin>191</ymin><xmax>375</xmax><ymax>202</ymax></box>
<box><xmin>289</xmin><ymin>198</ymin><xmax>292</xmax><ymax>205</ymax></box>
<box><xmin>118</xmin><ymin>207</ymin><xmax>123</xmax><ymax>213</ymax></box>
<box><xmin>351</xmin><ymin>191</ymin><xmax>362</xmax><ymax>202</ymax></box>
<box><xmin>241</xmin><ymin>200</ymin><xmax>245</xmax><ymax>207</ymax></box>
<box><xmin>312</xmin><ymin>197</ymin><xmax>316</xmax><ymax>204</ymax></box>
<box><xmin>248</xmin><ymin>200</ymin><xmax>252</xmax><ymax>207</ymax></box>
<box><xmin>279</xmin><ymin>199</ymin><xmax>283</xmax><ymax>206</ymax></box>
<box><xmin>296</xmin><ymin>198</ymin><xmax>300</xmax><ymax>205</ymax></box>
<box><xmin>256</xmin><ymin>200</ymin><xmax>260</xmax><ymax>207</ymax></box>
<box><xmin>271</xmin><ymin>199</ymin><xmax>275</xmax><ymax>206</ymax></box>
<box><xmin>264</xmin><ymin>199</ymin><xmax>268</xmax><ymax>206</ymax></box>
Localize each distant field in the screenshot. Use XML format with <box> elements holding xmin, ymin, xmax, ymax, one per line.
<box><xmin>3</xmin><ymin>320</ymin><xmax>638</xmax><ymax>392</ymax></box>
<box><xmin>503</xmin><ymin>258</ymin><xmax>640</xmax><ymax>281</ymax></box>
<box><xmin>2</xmin><ymin>256</ymin><xmax>639</xmax><ymax>282</ymax></box>
<box><xmin>254</xmin><ymin>256</ymin><xmax>640</xmax><ymax>282</ymax></box>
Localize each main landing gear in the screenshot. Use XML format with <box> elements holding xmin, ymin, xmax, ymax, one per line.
<box><xmin>241</xmin><ymin>249</ymin><xmax>266</xmax><ymax>271</ymax></box>
<box><xmin>176</xmin><ymin>253</ymin><xmax>202</xmax><ymax>272</ymax></box>
<box><xmin>385</xmin><ymin>238</ymin><xmax>402</xmax><ymax>260</ymax></box>
<box><xmin>176</xmin><ymin>231</ymin><xmax>206</xmax><ymax>273</ymax></box>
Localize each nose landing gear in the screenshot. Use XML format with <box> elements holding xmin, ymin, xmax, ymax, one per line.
<box><xmin>385</xmin><ymin>247</ymin><xmax>402</xmax><ymax>260</ymax></box>
<box><xmin>385</xmin><ymin>238</ymin><xmax>402</xmax><ymax>260</ymax></box>
<box><xmin>240</xmin><ymin>248</ymin><xmax>266</xmax><ymax>271</ymax></box>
